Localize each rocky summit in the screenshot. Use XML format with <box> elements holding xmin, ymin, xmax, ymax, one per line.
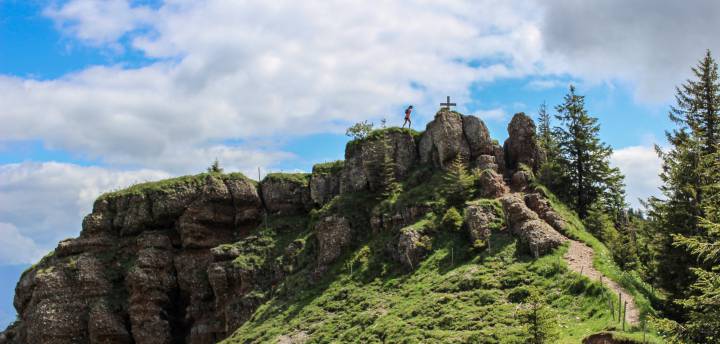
<box><xmin>0</xmin><ymin>110</ymin><xmax>642</xmax><ymax>344</ymax></box>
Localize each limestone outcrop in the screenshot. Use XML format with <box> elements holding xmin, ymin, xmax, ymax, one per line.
<box><xmin>315</xmin><ymin>215</ymin><xmax>352</xmax><ymax>266</ymax></box>
<box><xmin>341</xmin><ymin>129</ymin><xmax>418</xmax><ymax>193</ymax></box>
<box><xmin>504</xmin><ymin>112</ymin><xmax>545</xmax><ymax>172</ymax></box>
<box><xmin>419</xmin><ymin>109</ymin><xmax>496</xmax><ymax>169</ymax></box>
<box><xmin>3</xmin><ymin>174</ymin><xmax>264</xmax><ymax>344</ymax></box>
<box><xmin>261</xmin><ymin>173</ymin><xmax>312</xmax><ymax>215</ymax></box>
<box><xmin>500</xmin><ymin>194</ymin><xmax>565</xmax><ymax>258</ymax></box>
<box><xmin>309</xmin><ymin>161</ymin><xmax>343</xmax><ymax>205</ymax></box>
<box><xmin>463</xmin><ymin>203</ymin><xmax>503</xmax><ymax>247</ymax></box>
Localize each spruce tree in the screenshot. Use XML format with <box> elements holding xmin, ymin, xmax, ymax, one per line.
<box><xmin>647</xmin><ymin>50</ymin><xmax>720</xmax><ymax>299</ymax></box>
<box><xmin>442</xmin><ymin>154</ymin><xmax>473</xmax><ymax>207</ymax></box>
<box><xmin>520</xmin><ymin>288</ymin><xmax>559</xmax><ymax>344</ymax></box>
<box><xmin>536</xmin><ymin>101</ymin><xmax>556</xmax><ymax>159</ymax></box>
<box><xmin>553</xmin><ymin>85</ymin><xmax>624</xmax><ymax>218</ymax></box>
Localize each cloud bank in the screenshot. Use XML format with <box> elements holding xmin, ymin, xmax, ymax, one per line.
<box><xmin>2</xmin><ymin>0</ymin><xmax>717</xmax><ymax>264</ymax></box>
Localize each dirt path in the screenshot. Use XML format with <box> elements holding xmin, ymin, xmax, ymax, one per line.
<box><xmin>563</xmin><ymin>240</ymin><xmax>640</xmax><ymax>325</ymax></box>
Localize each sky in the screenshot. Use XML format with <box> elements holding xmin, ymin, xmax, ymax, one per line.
<box><xmin>1</xmin><ymin>0</ymin><xmax>719</xmax><ymax>328</ymax></box>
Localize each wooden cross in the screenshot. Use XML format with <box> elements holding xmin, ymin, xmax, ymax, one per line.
<box><xmin>440</xmin><ymin>96</ymin><xmax>456</xmax><ymax>110</ymax></box>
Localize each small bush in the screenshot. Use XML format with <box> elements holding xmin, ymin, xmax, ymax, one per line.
<box><xmin>508</xmin><ymin>285</ymin><xmax>532</xmax><ymax>303</ymax></box>
<box><xmin>346</xmin><ymin>120</ymin><xmax>374</xmax><ymax>140</ymax></box>
<box><xmin>442</xmin><ymin>207</ymin><xmax>463</xmax><ymax>232</ymax></box>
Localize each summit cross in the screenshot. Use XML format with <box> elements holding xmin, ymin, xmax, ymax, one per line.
<box><xmin>440</xmin><ymin>96</ymin><xmax>456</xmax><ymax>110</ymax></box>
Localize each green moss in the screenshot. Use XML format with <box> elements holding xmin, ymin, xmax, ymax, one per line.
<box><xmin>98</xmin><ymin>172</ymin><xmax>253</xmax><ymax>200</ymax></box>
<box><xmin>263</xmin><ymin>172</ymin><xmax>311</xmax><ymax>186</ymax></box>
<box><xmin>312</xmin><ymin>160</ymin><xmax>345</xmax><ymax>175</ymax></box>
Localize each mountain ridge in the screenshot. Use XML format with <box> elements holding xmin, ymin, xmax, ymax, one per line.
<box><xmin>0</xmin><ymin>109</ymin><xmax>657</xmax><ymax>343</ymax></box>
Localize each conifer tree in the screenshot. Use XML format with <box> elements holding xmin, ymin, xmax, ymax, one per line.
<box><xmin>207</xmin><ymin>159</ymin><xmax>223</xmax><ymax>173</ymax></box>
<box><xmin>553</xmin><ymin>85</ymin><xmax>624</xmax><ymax>219</ymax></box>
<box><xmin>520</xmin><ymin>288</ymin><xmax>559</xmax><ymax>344</ymax></box>
<box><xmin>442</xmin><ymin>154</ymin><xmax>473</xmax><ymax>207</ymax></box>
<box><xmin>647</xmin><ymin>50</ymin><xmax>720</xmax><ymax>298</ymax></box>
<box><xmin>537</xmin><ymin>101</ymin><xmax>556</xmax><ymax>159</ymax></box>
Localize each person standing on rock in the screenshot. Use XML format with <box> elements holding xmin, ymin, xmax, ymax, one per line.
<box><xmin>402</xmin><ymin>105</ymin><xmax>413</xmax><ymax>128</ymax></box>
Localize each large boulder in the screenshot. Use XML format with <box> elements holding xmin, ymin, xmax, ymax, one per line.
<box><xmin>504</xmin><ymin>113</ymin><xmax>545</xmax><ymax>172</ymax></box>
<box><xmin>476</xmin><ymin>169</ymin><xmax>509</xmax><ymax>198</ymax></box>
<box><xmin>419</xmin><ymin>110</ymin><xmax>495</xmax><ymax>169</ymax></box>
<box><xmin>341</xmin><ymin>129</ymin><xmax>418</xmax><ymax>193</ymax></box>
<box><xmin>396</xmin><ymin>227</ymin><xmax>431</xmax><ymax>269</ymax></box>
<box><xmin>462</xmin><ymin>115</ymin><xmax>495</xmax><ymax>157</ymax></box>
<box><xmin>261</xmin><ymin>173</ymin><xmax>312</xmax><ymax>215</ymax></box>
<box><xmin>464</xmin><ymin>203</ymin><xmax>503</xmax><ymax>247</ymax></box>
<box><xmin>309</xmin><ymin>161</ymin><xmax>343</xmax><ymax>205</ymax></box>
<box><xmin>524</xmin><ymin>193</ymin><xmax>567</xmax><ymax>233</ymax></box>
<box><xmin>315</xmin><ymin>216</ymin><xmax>352</xmax><ymax>266</ymax></box>
<box><xmin>500</xmin><ymin>195</ymin><xmax>565</xmax><ymax>257</ymax></box>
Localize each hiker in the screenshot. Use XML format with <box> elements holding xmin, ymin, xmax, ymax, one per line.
<box><xmin>402</xmin><ymin>105</ymin><xmax>413</xmax><ymax>128</ymax></box>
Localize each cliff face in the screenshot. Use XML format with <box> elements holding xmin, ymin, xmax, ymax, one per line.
<box><xmin>0</xmin><ymin>110</ymin><xmax>548</xmax><ymax>344</ymax></box>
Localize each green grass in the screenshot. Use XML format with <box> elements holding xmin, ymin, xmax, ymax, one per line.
<box><xmin>98</xmin><ymin>172</ymin><xmax>253</xmax><ymax>200</ymax></box>
<box><xmin>312</xmin><ymin>160</ymin><xmax>345</xmax><ymax>175</ymax></box>
<box><xmin>263</xmin><ymin>172</ymin><xmax>311</xmax><ymax>186</ymax></box>
<box><xmin>346</xmin><ymin>127</ymin><xmax>422</xmax><ymax>154</ymax></box>
<box><xmin>222</xmin><ymin>226</ymin><xmax>659</xmax><ymax>343</ymax></box>
<box><xmin>532</xmin><ymin>184</ymin><xmax>665</xmax><ymax>333</ymax></box>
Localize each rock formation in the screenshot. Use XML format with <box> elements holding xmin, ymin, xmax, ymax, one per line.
<box><xmin>504</xmin><ymin>112</ymin><xmax>545</xmax><ymax>173</ymax></box>
<box><xmin>500</xmin><ymin>194</ymin><xmax>566</xmax><ymax>258</ymax></box>
<box><xmin>341</xmin><ymin>129</ymin><xmax>418</xmax><ymax>193</ymax></box>
<box><xmin>419</xmin><ymin>109</ymin><xmax>497</xmax><ymax>169</ymax></box>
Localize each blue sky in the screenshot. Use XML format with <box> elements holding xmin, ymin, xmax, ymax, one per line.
<box><xmin>1</xmin><ymin>0</ymin><xmax>718</xmax><ymax>330</ymax></box>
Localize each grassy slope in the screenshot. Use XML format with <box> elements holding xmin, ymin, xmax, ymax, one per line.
<box><xmin>219</xmin><ymin>181</ymin><xmax>664</xmax><ymax>343</ymax></box>
<box><xmin>224</xmin><ymin>226</ymin><xmax>662</xmax><ymax>343</ymax></box>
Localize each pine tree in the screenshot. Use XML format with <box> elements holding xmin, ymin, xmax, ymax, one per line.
<box><xmin>647</xmin><ymin>50</ymin><xmax>720</xmax><ymax>299</ymax></box>
<box><xmin>207</xmin><ymin>159</ymin><xmax>223</xmax><ymax>173</ymax></box>
<box><xmin>553</xmin><ymin>85</ymin><xmax>624</xmax><ymax>218</ymax></box>
<box><xmin>520</xmin><ymin>288</ymin><xmax>559</xmax><ymax>344</ymax></box>
<box><xmin>442</xmin><ymin>154</ymin><xmax>473</xmax><ymax>207</ymax></box>
<box><xmin>536</xmin><ymin>101</ymin><xmax>556</xmax><ymax>159</ymax></box>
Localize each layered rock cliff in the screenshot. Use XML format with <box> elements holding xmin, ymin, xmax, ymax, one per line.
<box><xmin>0</xmin><ymin>110</ymin><xmax>555</xmax><ymax>344</ymax></box>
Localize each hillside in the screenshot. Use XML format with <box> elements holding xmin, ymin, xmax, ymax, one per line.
<box><xmin>0</xmin><ymin>110</ymin><xmax>661</xmax><ymax>344</ymax></box>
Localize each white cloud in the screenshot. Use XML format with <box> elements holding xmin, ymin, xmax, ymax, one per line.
<box><xmin>0</xmin><ymin>0</ymin><xmax>552</xmax><ymax>174</ymax></box>
<box><xmin>44</xmin><ymin>0</ymin><xmax>153</xmax><ymax>46</ymax></box>
<box><xmin>611</xmin><ymin>145</ymin><xmax>663</xmax><ymax>209</ymax></box>
<box><xmin>0</xmin><ymin>162</ymin><xmax>171</xmax><ymax>257</ymax></box>
<box><xmin>0</xmin><ymin>223</ymin><xmax>44</xmax><ymax>265</ymax></box>
<box><xmin>472</xmin><ymin>107</ymin><xmax>507</xmax><ymax>121</ymax></box>
<box><xmin>540</xmin><ymin>0</ymin><xmax>720</xmax><ymax>103</ymax></box>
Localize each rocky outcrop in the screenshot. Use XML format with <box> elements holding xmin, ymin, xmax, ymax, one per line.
<box><xmin>309</xmin><ymin>161</ymin><xmax>343</xmax><ymax>205</ymax></box>
<box><xmin>419</xmin><ymin>110</ymin><xmax>496</xmax><ymax>169</ymax></box>
<box><xmin>524</xmin><ymin>193</ymin><xmax>567</xmax><ymax>233</ymax></box>
<box><xmin>261</xmin><ymin>173</ymin><xmax>311</xmax><ymax>215</ymax></box>
<box><xmin>315</xmin><ymin>215</ymin><xmax>352</xmax><ymax>266</ymax></box>
<box><xmin>341</xmin><ymin>129</ymin><xmax>418</xmax><ymax>193</ymax></box>
<box><xmin>396</xmin><ymin>228</ymin><xmax>431</xmax><ymax>269</ymax></box>
<box><xmin>504</xmin><ymin>113</ymin><xmax>545</xmax><ymax>172</ymax></box>
<box><xmin>2</xmin><ymin>174</ymin><xmax>264</xmax><ymax>344</ymax></box>
<box><xmin>464</xmin><ymin>203</ymin><xmax>502</xmax><ymax>247</ymax></box>
<box><xmin>476</xmin><ymin>169</ymin><xmax>509</xmax><ymax>198</ymax></box>
<box><xmin>500</xmin><ymin>194</ymin><xmax>565</xmax><ymax>258</ymax></box>
<box><xmin>370</xmin><ymin>204</ymin><xmax>432</xmax><ymax>232</ymax></box>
